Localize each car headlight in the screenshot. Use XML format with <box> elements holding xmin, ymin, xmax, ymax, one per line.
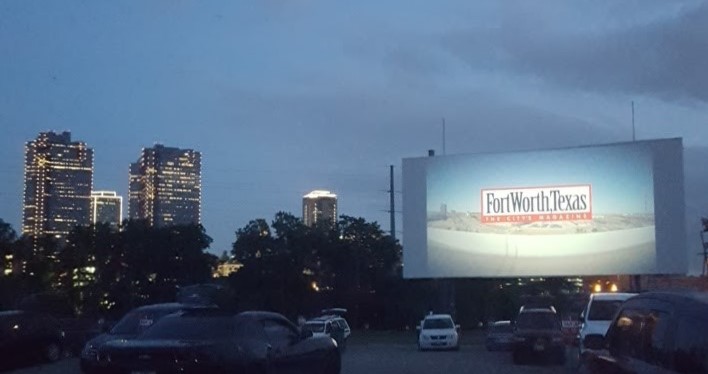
<box><xmin>422</xmin><ymin>335</ymin><xmax>429</xmax><ymax>341</ymax></box>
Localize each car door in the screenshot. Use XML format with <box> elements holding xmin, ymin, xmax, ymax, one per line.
<box><xmin>262</xmin><ymin>318</ymin><xmax>320</xmax><ymax>374</ymax></box>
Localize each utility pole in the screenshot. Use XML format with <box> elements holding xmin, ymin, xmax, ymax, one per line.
<box><xmin>701</xmin><ymin>218</ymin><xmax>708</xmax><ymax>276</ymax></box>
<box><xmin>442</xmin><ymin>118</ymin><xmax>446</xmax><ymax>155</ymax></box>
<box><xmin>632</xmin><ymin>101</ymin><xmax>636</xmax><ymax>141</ymax></box>
<box><xmin>389</xmin><ymin>165</ymin><xmax>396</xmax><ymax>241</ymax></box>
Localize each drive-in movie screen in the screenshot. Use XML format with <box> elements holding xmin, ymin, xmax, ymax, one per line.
<box><xmin>402</xmin><ymin>138</ymin><xmax>686</xmax><ymax>278</ymax></box>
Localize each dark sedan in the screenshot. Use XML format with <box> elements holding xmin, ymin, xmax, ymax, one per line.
<box><xmin>485</xmin><ymin>320</ymin><xmax>513</xmax><ymax>351</ymax></box>
<box><xmin>81</xmin><ymin>303</ymin><xmax>215</xmax><ymax>373</ymax></box>
<box><xmin>0</xmin><ymin>310</ymin><xmax>66</xmax><ymax>368</ymax></box>
<box><xmin>97</xmin><ymin>310</ymin><xmax>341</xmax><ymax>374</ymax></box>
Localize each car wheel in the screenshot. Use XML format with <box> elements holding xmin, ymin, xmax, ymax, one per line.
<box><xmin>321</xmin><ymin>351</ymin><xmax>341</xmax><ymax>374</ymax></box>
<box><xmin>44</xmin><ymin>342</ymin><xmax>62</xmax><ymax>363</ymax></box>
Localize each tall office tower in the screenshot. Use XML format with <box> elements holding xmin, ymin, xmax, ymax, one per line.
<box><xmin>129</xmin><ymin>145</ymin><xmax>201</xmax><ymax>227</ymax></box>
<box><xmin>22</xmin><ymin>131</ymin><xmax>93</xmax><ymax>245</ymax></box>
<box><xmin>302</xmin><ymin>190</ymin><xmax>338</xmax><ymax>227</ymax></box>
<box><xmin>90</xmin><ymin>191</ymin><xmax>123</xmax><ymax>226</ymax></box>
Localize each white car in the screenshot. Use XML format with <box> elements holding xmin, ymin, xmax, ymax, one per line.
<box><xmin>578</xmin><ymin>292</ymin><xmax>636</xmax><ymax>357</ymax></box>
<box><xmin>417</xmin><ymin>314</ymin><xmax>460</xmax><ymax>351</ymax></box>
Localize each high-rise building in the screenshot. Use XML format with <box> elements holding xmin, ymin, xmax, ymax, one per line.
<box><xmin>22</xmin><ymin>131</ymin><xmax>94</xmax><ymax>244</ymax></box>
<box><xmin>129</xmin><ymin>144</ymin><xmax>201</xmax><ymax>227</ymax></box>
<box><xmin>302</xmin><ymin>190</ymin><xmax>338</xmax><ymax>227</ymax></box>
<box><xmin>90</xmin><ymin>191</ymin><xmax>123</xmax><ymax>226</ymax></box>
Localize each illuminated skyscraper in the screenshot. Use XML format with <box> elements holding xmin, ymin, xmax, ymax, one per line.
<box><xmin>22</xmin><ymin>131</ymin><xmax>94</xmax><ymax>244</ymax></box>
<box><xmin>129</xmin><ymin>145</ymin><xmax>201</xmax><ymax>227</ymax></box>
<box><xmin>90</xmin><ymin>191</ymin><xmax>123</xmax><ymax>227</ymax></box>
<box><xmin>302</xmin><ymin>190</ymin><xmax>338</xmax><ymax>227</ymax></box>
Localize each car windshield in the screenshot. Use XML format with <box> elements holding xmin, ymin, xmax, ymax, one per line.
<box><xmin>491</xmin><ymin>324</ymin><xmax>513</xmax><ymax>333</ymax></box>
<box><xmin>423</xmin><ymin>318</ymin><xmax>454</xmax><ymax>329</ymax></box>
<box><xmin>516</xmin><ymin>313</ymin><xmax>559</xmax><ymax>330</ymax></box>
<box><xmin>110</xmin><ymin>308</ymin><xmax>178</xmax><ymax>335</ymax></box>
<box><xmin>588</xmin><ymin>300</ymin><xmax>624</xmax><ymax>321</ymax></box>
<box><xmin>140</xmin><ymin>316</ymin><xmax>239</xmax><ymax>340</ymax></box>
<box><xmin>304</xmin><ymin>322</ymin><xmax>325</xmax><ymax>333</ymax></box>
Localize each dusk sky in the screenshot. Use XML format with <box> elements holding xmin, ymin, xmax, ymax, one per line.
<box><xmin>1</xmin><ymin>1</ymin><xmax>707</xmax><ymax>272</ymax></box>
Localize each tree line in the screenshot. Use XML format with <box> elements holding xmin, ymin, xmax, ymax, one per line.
<box><xmin>0</xmin><ymin>215</ymin><xmax>582</xmax><ymax>329</ymax></box>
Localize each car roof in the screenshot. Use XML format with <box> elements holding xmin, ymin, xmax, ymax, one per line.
<box><xmin>590</xmin><ymin>292</ymin><xmax>637</xmax><ymax>301</ymax></box>
<box><xmin>519</xmin><ymin>308</ymin><xmax>556</xmax><ymax>314</ymax></box>
<box><xmin>0</xmin><ymin>310</ymin><xmax>24</xmax><ymax>317</ymax></box>
<box><xmin>237</xmin><ymin>311</ymin><xmax>294</xmax><ymax>323</ymax></box>
<box><xmin>133</xmin><ymin>302</ymin><xmax>214</xmax><ymax>312</ymax></box>
<box><xmin>630</xmin><ymin>291</ymin><xmax>708</xmax><ymax>308</ymax></box>
<box><xmin>424</xmin><ymin>314</ymin><xmax>453</xmax><ymax>320</ymax></box>
<box><xmin>311</xmin><ymin>315</ymin><xmax>345</xmax><ymax>322</ymax></box>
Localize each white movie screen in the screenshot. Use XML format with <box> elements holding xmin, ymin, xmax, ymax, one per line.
<box><xmin>403</xmin><ymin>139</ymin><xmax>686</xmax><ymax>278</ymax></box>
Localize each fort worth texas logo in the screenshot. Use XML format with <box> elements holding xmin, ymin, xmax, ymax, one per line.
<box><xmin>481</xmin><ymin>185</ymin><xmax>592</xmax><ymax>223</ymax></box>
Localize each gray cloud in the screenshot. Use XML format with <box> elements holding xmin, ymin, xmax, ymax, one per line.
<box><xmin>442</xmin><ymin>2</ymin><xmax>708</xmax><ymax>103</ymax></box>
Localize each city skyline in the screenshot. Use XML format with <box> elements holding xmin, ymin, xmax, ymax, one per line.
<box><xmin>129</xmin><ymin>145</ymin><xmax>202</xmax><ymax>227</ymax></box>
<box><xmin>90</xmin><ymin>191</ymin><xmax>122</xmax><ymax>227</ymax></box>
<box><xmin>2</xmin><ymin>1</ymin><xmax>708</xmax><ymax>274</ymax></box>
<box><xmin>303</xmin><ymin>190</ymin><xmax>338</xmax><ymax>227</ymax></box>
<box><xmin>22</xmin><ymin>131</ymin><xmax>94</xmax><ymax>247</ymax></box>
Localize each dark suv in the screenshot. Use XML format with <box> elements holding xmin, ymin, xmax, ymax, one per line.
<box><xmin>587</xmin><ymin>291</ymin><xmax>708</xmax><ymax>374</ymax></box>
<box><xmin>0</xmin><ymin>310</ymin><xmax>66</xmax><ymax>366</ymax></box>
<box><xmin>512</xmin><ymin>307</ymin><xmax>565</xmax><ymax>365</ymax></box>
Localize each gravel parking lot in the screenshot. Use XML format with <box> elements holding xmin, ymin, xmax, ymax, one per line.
<box><xmin>6</xmin><ymin>331</ymin><xmax>579</xmax><ymax>374</ymax></box>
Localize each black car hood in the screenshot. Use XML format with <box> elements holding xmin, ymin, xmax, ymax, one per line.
<box><xmin>86</xmin><ymin>333</ymin><xmax>134</xmax><ymax>348</ymax></box>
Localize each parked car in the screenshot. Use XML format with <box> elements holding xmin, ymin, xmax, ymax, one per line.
<box><xmin>303</xmin><ymin>315</ymin><xmax>349</xmax><ymax>351</ymax></box>
<box><xmin>319</xmin><ymin>309</ymin><xmax>351</xmax><ymax>340</ymax></box>
<box><xmin>417</xmin><ymin>314</ymin><xmax>460</xmax><ymax>351</ymax></box>
<box><xmin>512</xmin><ymin>307</ymin><xmax>565</xmax><ymax>365</ymax></box>
<box><xmin>587</xmin><ymin>291</ymin><xmax>708</xmax><ymax>374</ymax></box>
<box><xmin>80</xmin><ymin>302</ymin><xmax>215</xmax><ymax>374</ymax></box>
<box><xmin>486</xmin><ymin>320</ymin><xmax>513</xmax><ymax>351</ymax></box>
<box><xmin>576</xmin><ymin>292</ymin><xmax>635</xmax><ymax>362</ymax></box>
<box><xmin>96</xmin><ymin>309</ymin><xmax>341</xmax><ymax>374</ymax></box>
<box><xmin>0</xmin><ymin>310</ymin><xmax>66</xmax><ymax>366</ymax></box>
<box><xmin>17</xmin><ymin>292</ymin><xmax>99</xmax><ymax>356</ymax></box>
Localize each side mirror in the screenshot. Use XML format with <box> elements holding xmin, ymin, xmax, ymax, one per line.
<box><xmin>416</xmin><ymin>326</ymin><xmax>421</xmax><ymax>331</ymax></box>
<box><xmin>455</xmin><ymin>324</ymin><xmax>461</xmax><ymax>331</ymax></box>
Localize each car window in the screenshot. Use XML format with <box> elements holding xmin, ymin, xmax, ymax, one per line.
<box><xmin>588</xmin><ymin>300</ymin><xmax>624</xmax><ymax>321</ymax></box>
<box><xmin>609</xmin><ymin>308</ymin><xmax>645</xmax><ymax>358</ymax></box>
<box><xmin>110</xmin><ymin>308</ymin><xmax>178</xmax><ymax>335</ymax></box>
<box><xmin>324</xmin><ymin>322</ymin><xmax>332</xmax><ymax>334</ymax></box>
<box><xmin>422</xmin><ymin>318</ymin><xmax>453</xmax><ymax>329</ymax></box>
<box><xmin>263</xmin><ymin>319</ymin><xmax>298</xmax><ymax>350</ymax></box>
<box><xmin>491</xmin><ymin>324</ymin><xmax>513</xmax><ymax>333</ymax></box>
<box><xmin>304</xmin><ymin>322</ymin><xmax>325</xmax><ymax>333</ymax></box>
<box><xmin>673</xmin><ymin>316</ymin><xmax>708</xmax><ymax>374</ymax></box>
<box><xmin>140</xmin><ymin>316</ymin><xmax>236</xmax><ymax>340</ymax></box>
<box><xmin>516</xmin><ymin>312</ymin><xmax>559</xmax><ymax>330</ymax></box>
